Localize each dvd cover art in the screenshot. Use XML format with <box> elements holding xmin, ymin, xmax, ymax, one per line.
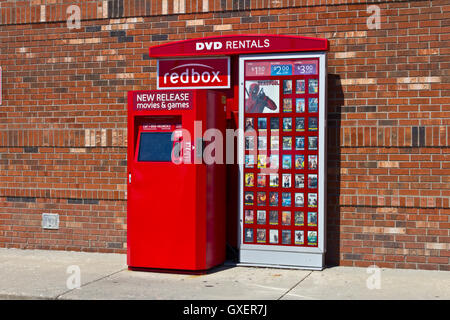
<box><xmin>282</xmin><ymin>155</ymin><xmax>292</xmax><ymax>169</ymax></box>
<box><xmin>269</xmin><ymin>154</ymin><xmax>279</xmax><ymax>169</ymax></box>
<box><xmin>245</xmin><ymin>118</ymin><xmax>254</xmax><ymax>131</ymax></box>
<box><xmin>270</xmin><ymin>117</ymin><xmax>279</xmax><ymax>130</ymax></box>
<box><xmin>245</xmin><ymin>136</ymin><xmax>255</xmax><ymax>150</ymax></box>
<box><xmin>296</xmin><ymin>98</ymin><xmax>305</xmax><ymax>113</ymax></box>
<box><xmin>283</xmin><ymin>80</ymin><xmax>292</xmax><ymax>95</ymax></box>
<box><xmin>308</xmin><ymin>98</ymin><xmax>318</xmax><ymax>113</ymax></box>
<box><xmin>244</xmin><ymin>191</ymin><xmax>254</xmax><ymax>206</ymax></box>
<box><xmin>257</xmin><ymin>174</ymin><xmax>266</xmax><ymax>187</ymax></box>
<box><xmin>258</xmin><ymin>136</ymin><xmax>267</xmax><ymax>150</ymax></box>
<box><xmin>282</xmin><ymin>117</ymin><xmax>292</xmax><ymax>131</ymax></box>
<box><xmin>295</xmin><ymin>230</ymin><xmax>304</xmax><ymax>245</ymax></box>
<box><xmin>308</xmin><ymin>79</ymin><xmax>319</xmax><ymax>94</ymax></box>
<box><xmin>257</xmin><ymin>210</ymin><xmax>266</xmax><ymax>224</ymax></box>
<box><xmin>245</xmin><ymin>80</ymin><xmax>280</xmax><ymax>114</ymax></box>
<box><xmin>269</xmin><ymin>174</ymin><xmax>279</xmax><ymax>187</ymax></box>
<box><xmin>283</xmin><ymin>98</ymin><xmax>292</xmax><ymax>113</ymax></box>
<box><xmin>282</xmin><ymin>192</ymin><xmax>291</xmax><ymax>207</ymax></box>
<box><xmin>308</xmin><ymin>155</ymin><xmax>318</xmax><ymax>170</ymax></box>
<box><xmin>244</xmin><ymin>228</ymin><xmax>254</xmax><ymax>242</ymax></box>
<box><xmin>282</xmin><ymin>136</ymin><xmax>292</xmax><ymax>150</ymax></box>
<box><xmin>282</xmin><ymin>211</ymin><xmax>291</xmax><ymax>226</ymax></box>
<box><xmin>245</xmin><ymin>210</ymin><xmax>254</xmax><ymax>224</ymax></box>
<box><xmin>258</xmin><ymin>117</ymin><xmax>267</xmax><ymax>130</ymax></box>
<box><xmin>245</xmin><ymin>155</ymin><xmax>255</xmax><ymax>168</ymax></box>
<box><xmin>257</xmin><ymin>192</ymin><xmax>266</xmax><ymax>206</ymax></box>
<box><xmin>295</xmin><ymin>117</ymin><xmax>305</xmax><ymax>132</ymax></box>
<box><xmin>308</xmin><ymin>211</ymin><xmax>318</xmax><ymax>226</ymax></box>
<box><xmin>282</xmin><ymin>173</ymin><xmax>291</xmax><ymax>188</ymax></box>
<box><xmin>307</xmin><ymin>231</ymin><xmax>317</xmax><ymax>245</ymax></box>
<box><xmin>295</xmin><ymin>136</ymin><xmax>305</xmax><ymax>150</ymax></box>
<box><xmin>258</xmin><ymin>155</ymin><xmax>267</xmax><ymax>169</ymax></box>
<box><xmin>269</xmin><ymin>192</ymin><xmax>278</xmax><ymax>206</ymax></box>
<box><xmin>295</xmin><ymin>174</ymin><xmax>304</xmax><ymax>188</ymax></box>
<box><xmin>270</xmin><ymin>136</ymin><xmax>279</xmax><ymax>150</ymax></box>
<box><xmin>295</xmin><ymin>154</ymin><xmax>305</xmax><ymax>170</ymax></box>
<box><xmin>308</xmin><ymin>136</ymin><xmax>318</xmax><ymax>150</ymax></box>
<box><xmin>296</xmin><ymin>79</ymin><xmax>305</xmax><ymax>94</ymax></box>
<box><xmin>295</xmin><ymin>192</ymin><xmax>304</xmax><ymax>207</ymax></box>
<box><xmin>294</xmin><ymin>211</ymin><xmax>304</xmax><ymax>226</ymax></box>
<box><xmin>269</xmin><ymin>211</ymin><xmax>278</xmax><ymax>225</ymax></box>
<box><xmin>282</xmin><ymin>230</ymin><xmax>291</xmax><ymax>245</ymax></box>
<box><xmin>269</xmin><ymin>229</ymin><xmax>278</xmax><ymax>244</ymax></box>
<box><xmin>308</xmin><ymin>193</ymin><xmax>318</xmax><ymax>208</ymax></box>
<box><xmin>257</xmin><ymin>229</ymin><xmax>266</xmax><ymax>243</ymax></box>
<box><xmin>308</xmin><ymin>174</ymin><xmax>318</xmax><ymax>188</ymax></box>
<box><xmin>245</xmin><ymin>173</ymin><xmax>254</xmax><ymax>187</ymax></box>
<box><xmin>308</xmin><ymin>117</ymin><xmax>318</xmax><ymax>131</ymax></box>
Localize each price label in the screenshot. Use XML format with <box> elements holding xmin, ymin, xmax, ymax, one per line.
<box><xmin>270</xmin><ymin>64</ymin><xmax>292</xmax><ymax>76</ymax></box>
<box><xmin>294</xmin><ymin>63</ymin><xmax>317</xmax><ymax>75</ymax></box>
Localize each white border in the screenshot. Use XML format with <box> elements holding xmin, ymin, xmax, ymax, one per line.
<box><xmin>156</xmin><ymin>56</ymin><xmax>231</xmax><ymax>90</ymax></box>
<box><xmin>238</xmin><ymin>52</ymin><xmax>327</xmax><ymax>268</ymax></box>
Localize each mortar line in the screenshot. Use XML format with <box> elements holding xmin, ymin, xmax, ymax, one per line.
<box><xmin>54</xmin><ymin>267</ymin><xmax>127</xmax><ymax>300</ymax></box>
<box><xmin>277</xmin><ymin>271</ymin><xmax>313</xmax><ymax>301</ymax></box>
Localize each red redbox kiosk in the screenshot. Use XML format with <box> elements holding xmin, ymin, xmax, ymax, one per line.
<box><xmin>127</xmin><ymin>89</ymin><xmax>227</xmax><ymax>272</ymax></box>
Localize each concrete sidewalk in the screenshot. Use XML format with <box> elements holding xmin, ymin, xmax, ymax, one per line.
<box><xmin>0</xmin><ymin>248</ymin><xmax>448</xmax><ymax>300</ymax></box>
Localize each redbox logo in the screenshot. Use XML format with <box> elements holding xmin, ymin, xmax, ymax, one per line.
<box><xmin>157</xmin><ymin>58</ymin><xmax>230</xmax><ymax>89</ymax></box>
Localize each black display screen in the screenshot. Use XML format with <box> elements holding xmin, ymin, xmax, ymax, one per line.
<box><xmin>138</xmin><ymin>132</ymin><xmax>173</xmax><ymax>162</ymax></box>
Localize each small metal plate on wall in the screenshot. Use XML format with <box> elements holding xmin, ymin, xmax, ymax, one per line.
<box><xmin>42</xmin><ymin>213</ymin><xmax>59</xmax><ymax>230</ymax></box>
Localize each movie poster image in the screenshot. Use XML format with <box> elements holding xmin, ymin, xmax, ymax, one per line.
<box><xmin>308</xmin><ymin>193</ymin><xmax>318</xmax><ymax>208</ymax></box>
<box><xmin>257</xmin><ymin>229</ymin><xmax>266</xmax><ymax>243</ymax></box>
<box><xmin>282</xmin><ymin>192</ymin><xmax>291</xmax><ymax>207</ymax></box>
<box><xmin>294</xmin><ymin>192</ymin><xmax>304</xmax><ymax>207</ymax></box>
<box><xmin>245</xmin><ymin>210</ymin><xmax>254</xmax><ymax>224</ymax></box>
<box><xmin>295</xmin><ymin>230</ymin><xmax>304</xmax><ymax>245</ymax></box>
<box><xmin>269</xmin><ymin>174</ymin><xmax>279</xmax><ymax>187</ymax></box>
<box><xmin>258</xmin><ymin>118</ymin><xmax>267</xmax><ymax>131</ymax></box>
<box><xmin>296</xmin><ymin>98</ymin><xmax>305</xmax><ymax>113</ymax></box>
<box><xmin>308</xmin><ymin>136</ymin><xmax>318</xmax><ymax>150</ymax></box>
<box><xmin>282</xmin><ymin>136</ymin><xmax>292</xmax><ymax>150</ymax></box>
<box><xmin>308</xmin><ymin>211</ymin><xmax>318</xmax><ymax>226</ymax></box>
<box><xmin>270</xmin><ymin>117</ymin><xmax>279</xmax><ymax>130</ymax></box>
<box><xmin>283</xmin><ymin>80</ymin><xmax>292</xmax><ymax>95</ymax></box>
<box><xmin>257</xmin><ymin>210</ymin><xmax>266</xmax><ymax>225</ymax></box>
<box><xmin>282</xmin><ymin>230</ymin><xmax>291</xmax><ymax>245</ymax></box>
<box><xmin>282</xmin><ymin>173</ymin><xmax>291</xmax><ymax>188</ymax></box>
<box><xmin>282</xmin><ymin>211</ymin><xmax>291</xmax><ymax>226</ymax></box>
<box><xmin>257</xmin><ymin>174</ymin><xmax>266</xmax><ymax>187</ymax></box>
<box><xmin>294</xmin><ymin>211</ymin><xmax>304</xmax><ymax>226</ymax></box>
<box><xmin>308</xmin><ymin>155</ymin><xmax>318</xmax><ymax>170</ymax></box>
<box><xmin>295</xmin><ymin>154</ymin><xmax>305</xmax><ymax>170</ymax></box>
<box><xmin>270</xmin><ymin>136</ymin><xmax>279</xmax><ymax>150</ymax></box>
<box><xmin>245</xmin><ymin>155</ymin><xmax>254</xmax><ymax>168</ymax></box>
<box><xmin>282</xmin><ymin>155</ymin><xmax>292</xmax><ymax>169</ymax></box>
<box><xmin>244</xmin><ymin>191</ymin><xmax>254</xmax><ymax>206</ymax></box>
<box><xmin>258</xmin><ymin>136</ymin><xmax>267</xmax><ymax>150</ymax></box>
<box><xmin>308</xmin><ymin>231</ymin><xmax>317</xmax><ymax>245</ymax></box>
<box><xmin>308</xmin><ymin>117</ymin><xmax>318</xmax><ymax>131</ymax></box>
<box><xmin>245</xmin><ymin>173</ymin><xmax>254</xmax><ymax>187</ymax></box>
<box><xmin>269</xmin><ymin>192</ymin><xmax>278</xmax><ymax>206</ymax></box>
<box><xmin>269</xmin><ymin>229</ymin><xmax>279</xmax><ymax>244</ymax></box>
<box><xmin>257</xmin><ymin>192</ymin><xmax>266</xmax><ymax>206</ymax></box>
<box><xmin>245</xmin><ymin>80</ymin><xmax>280</xmax><ymax>114</ymax></box>
<box><xmin>295</xmin><ymin>174</ymin><xmax>304</xmax><ymax>188</ymax></box>
<box><xmin>258</xmin><ymin>155</ymin><xmax>267</xmax><ymax>169</ymax></box>
<box><xmin>308</xmin><ymin>174</ymin><xmax>318</xmax><ymax>189</ymax></box>
<box><xmin>269</xmin><ymin>211</ymin><xmax>278</xmax><ymax>225</ymax></box>
<box><xmin>245</xmin><ymin>118</ymin><xmax>254</xmax><ymax>131</ymax></box>
<box><xmin>308</xmin><ymin>98</ymin><xmax>318</xmax><ymax>113</ymax></box>
<box><xmin>245</xmin><ymin>136</ymin><xmax>254</xmax><ymax>150</ymax></box>
<box><xmin>244</xmin><ymin>228</ymin><xmax>254</xmax><ymax>242</ymax></box>
<box><xmin>283</xmin><ymin>98</ymin><xmax>292</xmax><ymax>113</ymax></box>
<box><xmin>308</xmin><ymin>79</ymin><xmax>319</xmax><ymax>94</ymax></box>
<box><xmin>282</xmin><ymin>117</ymin><xmax>292</xmax><ymax>131</ymax></box>
<box><xmin>295</xmin><ymin>117</ymin><xmax>305</xmax><ymax>132</ymax></box>
<box><xmin>296</xmin><ymin>79</ymin><xmax>305</xmax><ymax>94</ymax></box>
<box><xmin>296</xmin><ymin>136</ymin><xmax>305</xmax><ymax>150</ymax></box>
<box><xmin>269</xmin><ymin>155</ymin><xmax>279</xmax><ymax>169</ymax></box>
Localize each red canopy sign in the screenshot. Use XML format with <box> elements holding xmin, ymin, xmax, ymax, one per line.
<box><xmin>149</xmin><ymin>34</ymin><xmax>329</xmax><ymax>58</ymax></box>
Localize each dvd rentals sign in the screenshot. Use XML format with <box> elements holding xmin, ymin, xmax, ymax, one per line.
<box><xmin>157</xmin><ymin>58</ymin><xmax>230</xmax><ymax>90</ymax></box>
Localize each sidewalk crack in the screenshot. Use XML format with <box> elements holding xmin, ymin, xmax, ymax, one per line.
<box><xmin>277</xmin><ymin>271</ymin><xmax>313</xmax><ymax>300</ymax></box>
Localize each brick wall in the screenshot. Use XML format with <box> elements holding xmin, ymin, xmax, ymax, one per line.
<box><xmin>0</xmin><ymin>0</ymin><xmax>449</xmax><ymax>270</ymax></box>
